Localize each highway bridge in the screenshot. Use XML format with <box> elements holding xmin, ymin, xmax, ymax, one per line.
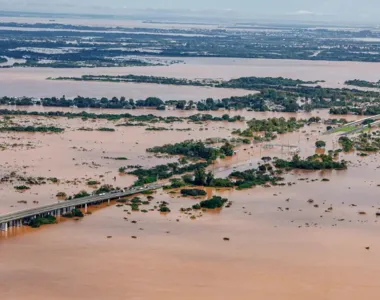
<box><xmin>325</xmin><ymin>114</ymin><xmax>380</xmax><ymax>135</ymax></box>
<box><xmin>0</xmin><ymin>183</ymin><xmax>165</xmax><ymax>232</ymax></box>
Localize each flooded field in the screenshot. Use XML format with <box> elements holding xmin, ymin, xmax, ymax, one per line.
<box><xmin>0</xmin><ymin>68</ymin><xmax>250</xmax><ymax>99</ymax></box>
<box><xmin>1</xmin><ymin>57</ymin><xmax>380</xmax><ymax>99</ymax></box>
<box><xmin>1</xmin><ymin>21</ymin><xmax>380</xmax><ymax>296</ymax></box>
<box><xmin>1</xmin><ymin>106</ymin><xmax>380</xmax><ymax>300</ymax></box>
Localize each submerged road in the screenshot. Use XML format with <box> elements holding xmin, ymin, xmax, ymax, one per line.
<box><xmin>0</xmin><ymin>183</ymin><xmax>165</xmax><ymax>231</ymax></box>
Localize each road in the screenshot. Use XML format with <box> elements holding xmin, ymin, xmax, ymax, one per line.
<box><xmin>0</xmin><ymin>183</ymin><xmax>164</xmax><ymax>229</ymax></box>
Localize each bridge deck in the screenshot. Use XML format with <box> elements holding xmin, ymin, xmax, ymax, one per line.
<box><xmin>325</xmin><ymin>114</ymin><xmax>380</xmax><ymax>134</ymax></box>
<box><xmin>0</xmin><ymin>184</ymin><xmax>164</xmax><ymax>225</ymax></box>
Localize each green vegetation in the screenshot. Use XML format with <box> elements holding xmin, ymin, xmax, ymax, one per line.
<box><xmin>353</xmin><ymin>132</ymin><xmax>380</xmax><ymax>152</ymax></box>
<box><xmin>146</xmin><ymin>127</ymin><xmax>169</xmax><ymax>131</ymax></box>
<box><xmin>103</xmin><ymin>157</ymin><xmax>128</xmax><ymax>160</ymax></box>
<box><xmin>334</xmin><ymin>125</ymin><xmax>358</xmax><ymax>133</ymax></box>
<box><xmin>159</xmin><ymin>206</ymin><xmax>171</xmax><ymax>213</ymax></box>
<box><xmin>182</xmin><ymin>166</ymin><xmax>282</xmax><ymax>190</ymax></box>
<box><xmin>233</xmin><ymin>117</ymin><xmax>304</xmax><ymax>138</ymax></box>
<box><xmin>1</xmin><ymin>83</ymin><xmax>380</xmax><ymax>116</ymax></box>
<box><xmin>29</xmin><ymin>215</ymin><xmax>57</xmax><ymax>228</ymax></box>
<box><xmin>339</xmin><ymin>136</ymin><xmax>354</xmax><ymax>152</ymax></box>
<box><xmin>48</xmin><ymin>177</ymin><xmax>59</xmax><ymax>183</ymax></box>
<box><xmin>62</xmin><ymin>208</ymin><xmax>84</xmax><ymax>218</ymax></box>
<box><xmin>141</xmin><ymin>190</ymin><xmax>154</xmax><ymax>195</ymax></box>
<box><xmin>188</xmin><ymin>114</ymin><xmax>244</xmax><ymax>122</ymax></box>
<box><xmin>345</xmin><ymin>79</ymin><xmax>380</xmax><ymax>89</ymax></box>
<box><xmin>0</xmin><ymin>125</ymin><xmax>64</xmax><ymax>133</ymax></box>
<box><xmin>337</xmin><ymin>134</ymin><xmax>380</xmax><ymax>153</ymax></box>
<box><xmin>192</xmin><ymin>196</ymin><xmax>228</xmax><ymax>210</ymax></box>
<box><xmin>230</xmin><ymin>168</ymin><xmax>282</xmax><ymax>188</ymax></box>
<box><xmin>165</xmin><ymin>178</ymin><xmax>187</xmax><ymax>189</ymax></box>
<box><xmin>87</xmin><ymin>180</ymin><xmax>100</xmax><ymax>186</ymax></box>
<box><xmin>97</xmin><ymin>127</ymin><xmax>115</xmax><ymax>132</ymax></box>
<box><xmin>73</xmin><ymin>190</ymin><xmax>90</xmax><ymax>199</ymax></box>
<box><xmin>0</xmin><ymin>108</ymin><xmax>182</xmax><ymax>124</ymax></box>
<box><xmin>78</xmin><ymin>127</ymin><xmax>94</xmax><ymax>131</ymax></box>
<box><xmin>52</xmin><ymin>75</ymin><xmax>320</xmax><ymax>90</ymax></box>
<box><xmin>119</xmin><ymin>165</ymin><xmax>141</xmax><ymax>173</ymax></box>
<box><xmin>14</xmin><ymin>185</ymin><xmax>30</xmax><ymax>190</ymax></box>
<box><xmin>180</xmin><ymin>189</ymin><xmax>207</xmax><ymax>197</ymax></box>
<box><xmin>94</xmin><ymin>185</ymin><xmax>114</xmax><ymax>195</ymax></box>
<box><xmin>315</xmin><ymin>140</ymin><xmax>326</xmax><ymax>148</ymax></box>
<box><xmin>129</xmin><ymin>162</ymin><xmax>210</xmax><ymax>186</ymax></box>
<box><xmin>275</xmin><ymin>154</ymin><xmax>347</xmax><ymax>170</ymax></box>
<box><xmin>147</xmin><ymin>140</ymin><xmax>234</xmax><ymax>161</ymax></box>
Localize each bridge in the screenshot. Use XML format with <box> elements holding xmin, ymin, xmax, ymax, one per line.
<box><xmin>325</xmin><ymin>114</ymin><xmax>380</xmax><ymax>135</ymax></box>
<box><xmin>0</xmin><ymin>183</ymin><xmax>165</xmax><ymax>232</ymax></box>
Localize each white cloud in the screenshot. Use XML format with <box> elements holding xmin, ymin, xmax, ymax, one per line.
<box><xmin>294</xmin><ymin>10</ymin><xmax>315</xmax><ymax>15</ymax></box>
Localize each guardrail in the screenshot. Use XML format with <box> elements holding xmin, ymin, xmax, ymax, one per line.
<box><xmin>0</xmin><ymin>183</ymin><xmax>164</xmax><ymax>231</ymax></box>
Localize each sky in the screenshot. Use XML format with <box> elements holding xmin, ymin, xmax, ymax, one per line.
<box><xmin>0</xmin><ymin>0</ymin><xmax>378</xmax><ymax>24</ymax></box>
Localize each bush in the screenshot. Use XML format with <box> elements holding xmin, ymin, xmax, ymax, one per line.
<box><xmin>315</xmin><ymin>140</ymin><xmax>326</xmax><ymax>148</ymax></box>
<box><xmin>62</xmin><ymin>212</ymin><xmax>74</xmax><ymax>218</ymax></box>
<box><xmin>275</xmin><ymin>154</ymin><xmax>347</xmax><ymax>170</ymax></box>
<box><xmin>94</xmin><ymin>185</ymin><xmax>114</xmax><ymax>194</ymax></box>
<box><xmin>180</xmin><ymin>189</ymin><xmax>207</xmax><ymax>196</ymax></box>
<box><xmin>29</xmin><ymin>215</ymin><xmax>57</xmax><ymax>228</ymax></box>
<box><xmin>87</xmin><ymin>180</ymin><xmax>100</xmax><ymax>186</ymax></box>
<box><xmin>209</xmin><ymin>178</ymin><xmax>234</xmax><ymax>187</ymax></box>
<box><xmin>72</xmin><ymin>208</ymin><xmax>84</xmax><ymax>217</ymax></box>
<box><xmin>169</xmin><ymin>178</ymin><xmax>186</xmax><ymax>188</ymax></box>
<box><xmin>237</xmin><ymin>182</ymin><xmax>255</xmax><ymax>190</ymax></box>
<box><xmin>159</xmin><ymin>206</ymin><xmax>171</xmax><ymax>213</ymax></box>
<box><xmin>73</xmin><ymin>190</ymin><xmax>90</xmax><ymax>199</ymax></box>
<box><xmin>14</xmin><ymin>185</ymin><xmax>30</xmax><ymax>190</ymax></box>
<box><xmin>97</xmin><ymin>127</ymin><xmax>115</xmax><ymax>132</ymax></box>
<box><xmin>141</xmin><ymin>190</ymin><xmax>154</xmax><ymax>195</ymax></box>
<box><xmin>192</xmin><ymin>204</ymin><xmax>201</xmax><ymax>210</ymax></box>
<box><xmin>198</xmin><ymin>196</ymin><xmax>228</xmax><ymax>209</ymax></box>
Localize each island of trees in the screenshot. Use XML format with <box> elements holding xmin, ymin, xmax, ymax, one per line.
<box><xmin>2</xmin><ymin>78</ymin><xmax>380</xmax><ymax>115</ymax></box>
<box><xmin>345</xmin><ymin>79</ymin><xmax>380</xmax><ymax>89</ymax></box>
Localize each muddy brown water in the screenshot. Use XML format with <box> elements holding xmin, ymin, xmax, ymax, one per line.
<box><xmin>1</xmin><ymin>104</ymin><xmax>380</xmax><ymax>299</ymax></box>
<box><xmin>1</xmin><ymin>57</ymin><xmax>380</xmax><ymax>99</ymax></box>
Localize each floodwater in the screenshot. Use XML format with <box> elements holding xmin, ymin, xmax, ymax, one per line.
<box><xmin>1</xmin><ymin>57</ymin><xmax>380</xmax><ymax>99</ymax></box>
<box><xmin>0</xmin><ymin>67</ymin><xmax>250</xmax><ymax>100</ymax></box>
<box><xmin>1</xmin><ymin>21</ymin><xmax>380</xmax><ymax>295</ymax></box>
<box><xmin>1</xmin><ymin>108</ymin><xmax>380</xmax><ymax>300</ymax></box>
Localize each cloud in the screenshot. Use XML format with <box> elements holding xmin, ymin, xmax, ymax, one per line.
<box><xmin>294</xmin><ymin>10</ymin><xmax>315</xmax><ymax>15</ymax></box>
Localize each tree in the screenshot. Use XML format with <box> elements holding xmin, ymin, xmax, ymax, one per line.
<box><xmin>315</xmin><ymin>140</ymin><xmax>326</xmax><ymax>148</ymax></box>
<box><xmin>140</xmin><ymin>97</ymin><xmax>163</xmax><ymax>107</ymax></box>
<box><xmin>222</xmin><ymin>114</ymin><xmax>229</xmax><ymax>121</ymax></box>
<box><xmin>304</xmin><ymin>103</ymin><xmax>313</xmax><ymax>112</ymax></box>
<box><xmin>182</xmin><ymin>174</ymin><xmax>194</xmax><ymax>184</ymax></box>
<box><xmin>206</xmin><ymin>171</ymin><xmax>214</xmax><ymax>186</ymax></box>
<box><xmin>176</xmin><ymin>101</ymin><xmax>185</xmax><ymax>109</ymax></box>
<box><xmin>220</xmin><ymin>142</ymin><xmax>234</xmax><ymax>156</ymax></box>
<box><xmin>194</xmin><ymin>168</ymin><xmax>207</xmax><ymax>186</ymax></box>
<box><xmin>258</xmin><ymin>165</ymin><xmax>267</xmax><ymax>172</ymax></box>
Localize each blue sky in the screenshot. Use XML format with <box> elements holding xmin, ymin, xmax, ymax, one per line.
<box><xmin>0</xmin><ymin>0</ymin><xmax>378</xmax><ymax>24</ymax></box>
